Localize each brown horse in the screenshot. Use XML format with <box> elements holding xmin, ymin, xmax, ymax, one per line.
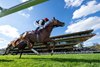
<box><xmin>4</xmin><ymin>17</ymin><xmax>65</xmax><ymax>58</ymax></box>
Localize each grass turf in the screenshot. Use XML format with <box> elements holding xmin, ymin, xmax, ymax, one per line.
<box><xmin>0</xmin><ymin>54</ymin><xmax>100</xmax><ymax>67</ymax></box>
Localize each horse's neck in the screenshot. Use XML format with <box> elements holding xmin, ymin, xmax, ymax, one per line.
<box><xmin>43</xmin><ymin>23</ymin><xmax>54</xmax><ymax>36</ymax></box>
<box><xmin>47</xmin><ymin>26</ymin><xmax>53</xmax><ymax>35</ymax></box>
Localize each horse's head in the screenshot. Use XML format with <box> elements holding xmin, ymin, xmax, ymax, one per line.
<box><xmin>51</xmin><ymin>17</ymin><xmax>65</xmax><ymax>27</ymax></box>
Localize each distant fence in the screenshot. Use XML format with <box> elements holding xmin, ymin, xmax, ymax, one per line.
<box><xmin>9</xmin><ymin>50</ymin><xmax>100</xmax><ymax>55</ymax></box>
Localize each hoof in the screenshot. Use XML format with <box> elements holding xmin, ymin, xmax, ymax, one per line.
<box><xmin>2</xmin><ymin>53</ymin><xmax>6</xmax><ymax>55</ymax></box>
<box><xmin>51</xmin><ymin>53</ymin><xmax>53</xmax><ymax>56</ymax></box>
<box><xmin>19</xmin><ymin>57</ymin><xmax>21</xmax><ymax>59</ymax></box>
<box><xmin>37</xmin><ymin>53</ymin><xmax>40</xmax><ymax>55</ymax></box>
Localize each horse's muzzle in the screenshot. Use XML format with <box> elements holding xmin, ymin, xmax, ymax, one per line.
<box><xmin>61</xmin><ymin>23</ymin><xmax>65</xmax><ymax>27</ymax></box>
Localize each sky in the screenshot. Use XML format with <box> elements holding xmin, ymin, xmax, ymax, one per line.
<box><xmin>0</xmin><ymin>0</ymin><xmax>100</xmax><ymax>49</ymax></box>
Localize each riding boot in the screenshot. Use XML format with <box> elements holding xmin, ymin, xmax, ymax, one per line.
<box><xmin>35</xmin><ymin>27</ymin><xmax>39</xmax><ymax>34</ymax></box>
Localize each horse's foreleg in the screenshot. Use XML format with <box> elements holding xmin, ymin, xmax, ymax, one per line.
<box><xmin>46</xmin><ymin>45</ymin><xmax>50</xmax><ymax>52</ymax></box>
<box><xmin>45</xmin><ymin>43</ymin><xmax>51</xmax><ymax>52</ymax></box>
<box><xmin>51</xmin><ymin>42</ymin><xmax>55</xmax><ymax>55</ymax></box>
<box><xmin>31</xmin><ymin>49</ymin><xmax>39</xmax><ymax>54</ymax></box>
<box><xmin>30</xmin><ymin>43</ymin><xmax>39</xmax><ymax>54</ymax></box>
<box><xmin>28</xmin><ymin>42</ymin><xmax>39</xmax><ymax>55</ymax></box>
<box><xmin>45</xmin><ymin>39</ymin><xmax>56</xmax><ymax>55</ymax></box>
<box><xmin>48</xmin><ymin>40</ymin><xmax>56</xmax><ymax>55</ymax></box>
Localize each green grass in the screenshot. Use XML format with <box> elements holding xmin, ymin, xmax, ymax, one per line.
<box><xmin>0</xmin><ymin>54</ymin><xmax>100</xmax><ymax>67</ymax></box>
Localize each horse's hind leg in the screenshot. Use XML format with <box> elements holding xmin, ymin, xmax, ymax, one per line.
<box><xmin>18</xmin><ymin>41</ymin><xmax>27</xmax><ymax>58</ymax></box>
<box><xmin>3</xmin><ymin>45</ymin><xmax>12</xmax><ymax>55</ymax></box>
<box><xmin>16</xmin><ymin>50</ymin><xmax>19</xmax><ymax>55</ymax></box>
<box><xmin>19</xmin><ymin>50</ymin><xmax>23</xmax><ymax>58</ymax></box>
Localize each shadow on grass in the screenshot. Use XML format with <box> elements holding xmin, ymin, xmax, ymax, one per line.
<box><xmin>0</xmin><ymin>59</ymin><xmax>14</xmax><ymax>62</ymax></box>
<box><xmin>21</xmin><ymin>57</ymin><xmax>100</xmax><ymax>63</ymax></box>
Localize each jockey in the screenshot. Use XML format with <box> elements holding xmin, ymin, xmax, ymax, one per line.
<box><xmin>35</xmin><ymin>18</ymin><xmax>49</xmax><ymax>33</ymax></box>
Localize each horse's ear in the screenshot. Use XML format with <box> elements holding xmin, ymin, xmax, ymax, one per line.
<box><xmin>53</xmin><ymin>17</ymin><xmax>55</xmax><ymax>20</ymax></box>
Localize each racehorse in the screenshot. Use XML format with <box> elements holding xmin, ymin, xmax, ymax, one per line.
<box><xmin>4</xmin><ymin>17</ymin><xmax>65</xmax><ymax>58</ymax></box>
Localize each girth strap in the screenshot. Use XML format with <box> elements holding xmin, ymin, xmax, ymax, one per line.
<box><xmin>36</xmin><ymin>33</ymin><xmax>39</xmax><ymax>42</ymax></box>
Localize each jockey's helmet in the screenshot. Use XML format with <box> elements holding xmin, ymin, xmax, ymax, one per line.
<box><xmin>44</xmin><ymin>18</ymin><xmax>49</xmax><ymax>22</ymax></box>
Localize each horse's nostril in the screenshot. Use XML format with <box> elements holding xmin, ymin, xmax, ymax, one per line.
<box><xmin>63</xmin><ymin>23</ymin><xmax>65</xmax><ymax>26</ymax></box>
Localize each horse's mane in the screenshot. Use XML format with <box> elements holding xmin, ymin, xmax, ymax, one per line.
<box><xmin>44</xmin><ymin>20</ymin><xmax>53</xmax><ymax>29</ymax></box>
<box><xmin>39</xmin><ymin>19</ymin><xmax>55</xmax><ymax>33</ymax></box>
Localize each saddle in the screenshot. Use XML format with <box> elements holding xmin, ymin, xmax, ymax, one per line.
<box><xmin>20</xmin><ymin>30</ymin><xmax>42</xmax><ymax>43</ymax></box>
